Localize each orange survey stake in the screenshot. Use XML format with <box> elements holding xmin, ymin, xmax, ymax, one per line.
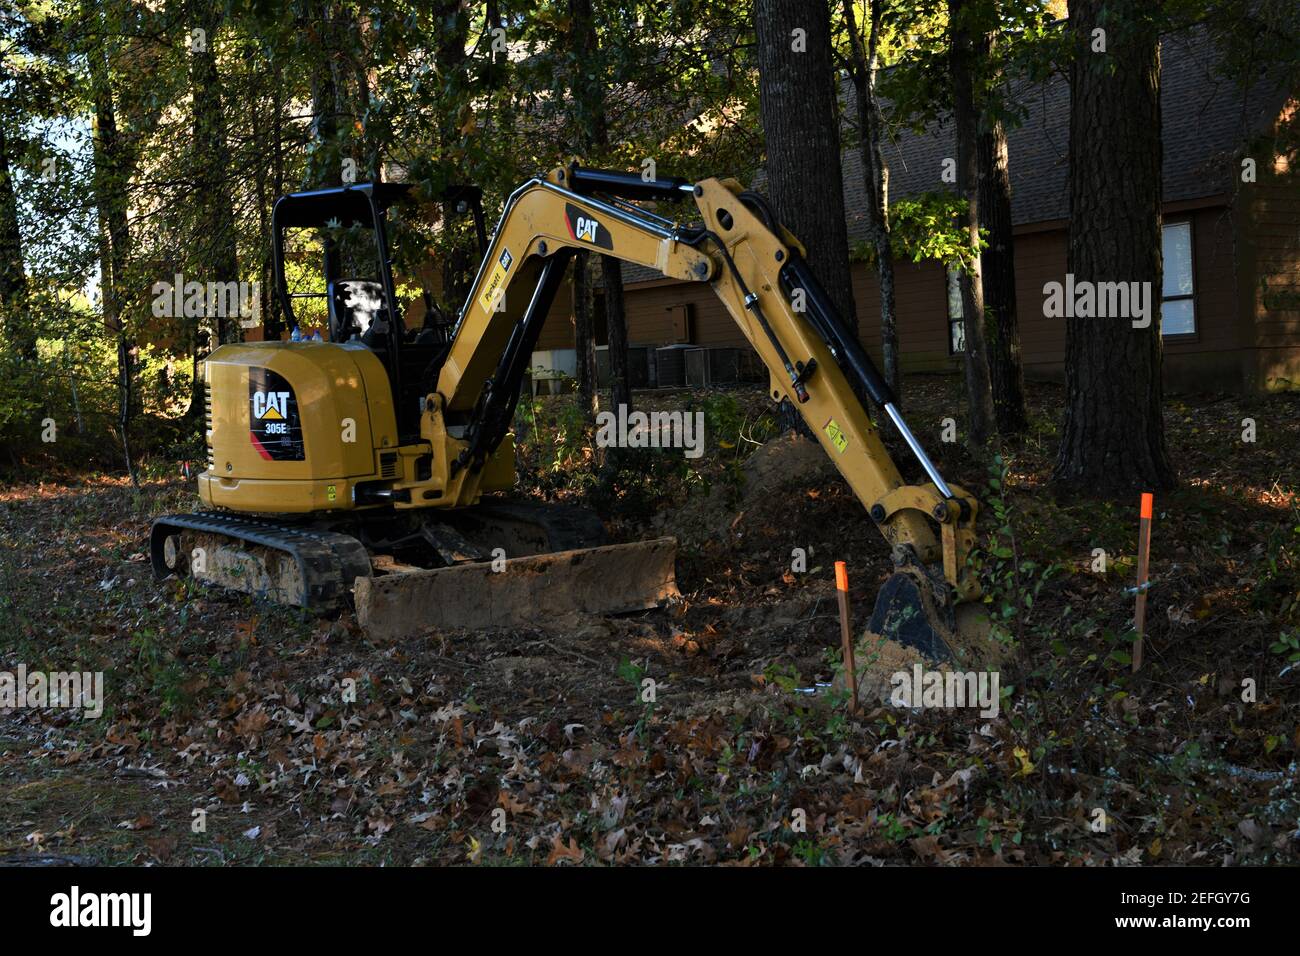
<box><xmin>1133</xmin><ymin>493</ymin><xmax>1154</xmax><ymax>672</ymax></box>
<box><xmin>834</xmin><ymin>561</ymin><xmax>858</xmax><ymax>712</ymax></box>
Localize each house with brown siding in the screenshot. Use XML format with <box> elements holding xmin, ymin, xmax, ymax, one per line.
<box><xmin>530</xmin><ymin>25</ymin><xmax>1299</xmax><ymax>394</ymax></box>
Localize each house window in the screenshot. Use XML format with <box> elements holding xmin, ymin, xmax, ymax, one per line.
<box><xmin>946</xmin><ymin>265</ymin><xmax>966</xmax><ymax>354</ymax></box>
<box><xmin>1162</xmin><ymin>221</ymin><xmax>1196</xmax><ymax>335</ymax></box>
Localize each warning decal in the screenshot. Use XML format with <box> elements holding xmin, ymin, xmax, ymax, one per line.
<box><xmin>823</xmin><ymin>418</ymin><xmax>849</xmax><ymax>454</ymax></box>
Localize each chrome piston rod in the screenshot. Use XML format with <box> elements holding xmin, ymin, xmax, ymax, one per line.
<box><xmin>883</xmin><ymin>402</ymin><xmax>954</xmax><ymax>500</ymax></box>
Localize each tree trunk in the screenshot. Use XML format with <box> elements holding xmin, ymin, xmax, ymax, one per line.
<box><xmin>754</xmin><ymin>0</ymin><xmax>858</xmax><ymax>327</ymax></box>
<box><xmin>948</xmin><ymin>0</ymin><xmax>997</xmax><ymax>447</ymax></box>
<box><xmin>978</xmin><ymin>115</ymin><xmax>1028</xmax><ymax>433</ymax></box>
<box><xmin>190</xmin><ymin>3</ymin><xmax>240</xmax><ymax>345</ymax></box>
<box><xmin>429</xmin><ymin>1</ymin><xmax>472</xmax><ymax>315</ymax></box>
<box><xmin>266</xmin><ymin>59</ymin><xmax>285</xmax><ymax>340</ymax></box>
<box><xmin>0</xmin><ymin>108</ymin><xmax>33</xmax><ymax>358</ymax></box>
<box><xmin>842</xmin><ymin>0</ymin><xmax>900</xmax><ymax>401</ymax></box>
<box><xmin>603</xmin><ymin>257</ymin><xmax>631</xmax><ymax>412</ymax></box>
<box><xmin>568</xmin><ymin>0</ymin><xmax>631</xmax><ymax>424</ymax></box>
<box><xmin>572</xmin><ymin>251</ymin><xmax>598</xmax><ymax>420</ymax></box>
<box><xmin>254</xmin><ymin>63</ymin><xmax>273</xmax><ymax>341</ymax></box>
<box><xmin>90</xmin><ymin>35</ymin><xmax>137</xmax><ymax>485</ymax></box>
<box><xmin>1054</xmin><ymin>0</ymin><xmax>1175</xmax><ymax>493</ymax></box>
<box><xmin>302</xmin><ymin>2</ymin><xmax>346</xmax><ymax>190</ymax></box>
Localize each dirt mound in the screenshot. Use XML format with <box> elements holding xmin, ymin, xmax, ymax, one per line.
<box><xmin>740</xmin><ymin>433</ymin><xmax>838</xmax><ymax>501</ymax></box>
<box><xmin>838</xmin><ymin>635</ymin><xmax>928</xmax><ymax>705</ymax></box>
<box><xmin>657</xmin><ymin>433</ymin><xmax>840</xmax><ymax>542</ymax></box>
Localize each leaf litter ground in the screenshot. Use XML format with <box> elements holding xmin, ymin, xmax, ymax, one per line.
<box><xmin>1</xmin><ymin>379</ymin><xmax>1297</xmax><ymax>866</ymax></box>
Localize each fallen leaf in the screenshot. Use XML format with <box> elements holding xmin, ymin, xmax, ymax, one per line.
<box><xmin>547</xmin><ymin>835</ymin><xmax>585</xmax><ymax>866</ymax></box>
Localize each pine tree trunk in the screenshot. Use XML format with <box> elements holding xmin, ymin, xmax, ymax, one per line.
<box><xmin>255</xmin><ymin>58</ymin><xmax>280</xmax><ymax>342</ymax></box>
<box><xmin>603</xmin><ymin>257</ymin><xmax>631</xmax><ymax>412</ymax></box>
<box><xmin>949</xmin><ymin>0</ymin><xmax>997</xmax><ymax>447</ymax></box>
<box><xmin>978</xmin><ymin>116</ymin><xmax>1028</xmax><ymax>434</ymax></box>
<box><xmin>754</xmin><ymin>0</ymin><xmax>858</xmax><ymax>327</ymax></box>
<box><xmin>842</xmin><ymin>0</ymin><xmax>900</xmax><ymax>402</ymax></box>
<box><xmin>1053</xmin><ymin>0</ymin><xmax>1176</xmax><ymax>493</ymax></box>
<box><xmin>90</xmin><ymin>35</ymin><xmax>137</xmax><ymax>485</ymax></box>
<box><xmin>0</xmin><ymin>109</ymin><xmax>33</xmax><ymax>359</ymax></box>
<box><xmin>302</xmin><ymin>2</ymin><xmax>346</xmax><ymax>190</ymax></box>
<box><xmin>568</xmin><ymin>0</ymin><xmax>631</xmax><ymax>423</ymax></box>
<box><xmin>267</xmin><ymin>61</ymin><xmax>285</xmax><ymax>340</ymax></box>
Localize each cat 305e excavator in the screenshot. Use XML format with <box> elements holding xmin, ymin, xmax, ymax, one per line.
<box><xmin>151</xmin><ymin>162</ymin><xmax>987</xmax><ymax>663</ymax></box>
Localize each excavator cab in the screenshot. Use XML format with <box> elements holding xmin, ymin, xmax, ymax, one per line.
<box><xmin>270</xmin><ymin>182</ymin><xmax>487</xmax><ymax>439</ymax></box>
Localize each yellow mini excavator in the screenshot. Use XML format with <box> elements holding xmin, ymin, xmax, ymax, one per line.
<box><xmin>152</xmin><ymin>162</ymin><xmax>986</xmax><ymax>660</ymax></box>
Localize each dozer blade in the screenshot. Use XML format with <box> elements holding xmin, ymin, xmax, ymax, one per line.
<box><xmin>834</xmin><ymin>566</ymin><xmax>995</xmax><ymax>706</ymax></box>
<box><xmin>355</xmin><ymin>536</ymin><xmax>679</xmax><ymax>640</ymax></box>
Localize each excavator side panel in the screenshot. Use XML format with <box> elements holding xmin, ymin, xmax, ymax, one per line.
<box><xmin>198</xmin><ymin>341</ymin><xmax>399</xmax><ymax>513</ymax></box>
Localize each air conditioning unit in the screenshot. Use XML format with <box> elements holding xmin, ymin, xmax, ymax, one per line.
<box><xmin>707</xmin><ymin>348</ymin><xmax>741</xmax><ymax>384</ymax></box>
<box><xmin>594</xmin><ymin>346</ymin><xmax>653</xmax><ymax>389</ymax></box>
<box><xmin>684</xmin><ymin>347</ymin><xmax>709</xmax><ymax>386</ymax></box>
<box><xmin>529</xmin><ymin>348</ymin><xmax>577</xmax><ymax>396</ymax></box>
<box><xmin>654</xmin><ymin>344</ymin><xmax>695</xmax><ymax>388</ymax></box>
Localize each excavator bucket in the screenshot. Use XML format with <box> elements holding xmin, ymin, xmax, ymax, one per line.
<box><xmin>834</xmin><ymin>567</ymin><xmax>996</xmax><ymax>706</ymax></box>
<box><xmin>354</xmin><ymin>536</ymin><xmax>680</xmax><ymax>640</ymax></box>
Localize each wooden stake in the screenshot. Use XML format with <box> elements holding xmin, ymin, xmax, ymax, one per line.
<box><xmin>835</xmin><ymin>561</ymin><xmax>858</xmax><ymax>713</ymax></box>
<box><xmin>1133</xmin><ymin>493</ymin><xmax>1153</xmax><ymax>673</ymax></box>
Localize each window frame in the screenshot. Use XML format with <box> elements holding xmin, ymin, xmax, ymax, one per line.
<box><xmin>1160</xmin><ymin>218</ymin><xmax>1198</xmax><ymax>340</ymax></box>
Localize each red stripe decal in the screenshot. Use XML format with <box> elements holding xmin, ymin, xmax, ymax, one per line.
<box><xmin>249</xmin><ymin>431</ymin><xmax>273</xmax><ymax>460</ymax></box>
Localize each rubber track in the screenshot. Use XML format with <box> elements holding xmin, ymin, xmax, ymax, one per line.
<box><xmin>150</xmin><ymin>512</ymin><xmax>372</xmax><ymax>611</ymax></box>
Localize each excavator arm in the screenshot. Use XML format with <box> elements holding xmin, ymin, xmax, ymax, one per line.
<box><xmin>415</xmin><ymin>164</ymin><xmax>985</xmax><ymax>661</ymax></box>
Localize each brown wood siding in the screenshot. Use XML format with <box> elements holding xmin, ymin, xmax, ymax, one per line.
<box><xmin>619</xmin><ymin>281</ymin><xmax>749</xmax><ymax>348</ymax></box>
<box><xmin>1249</xmin><ymin>144</ymin><xmax>1300</xmax><ymax>388</ymax></box>
<box><xmin>851</xmin><ymin>259</ymin><xmax>955</xmax><ymax>372</ymax></box>
<box><xmin>1013</xmin><ymin>230</ymin><xmax>1069</xmax><ymax>379</ymax></box>
<box><xmin>1253</xmin><ymin>185</ymin><xmax>1300</xmax><ymax>347</ymax></box>
<box><xmin>534</xmin><ymin>279</ymin><xmax>575</xmax><ymax>350</ymax></box>
<box><xmin>528</xmin><ymin>198</ymin><xmax>1285</xmax><ymax>393</ymax></box>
